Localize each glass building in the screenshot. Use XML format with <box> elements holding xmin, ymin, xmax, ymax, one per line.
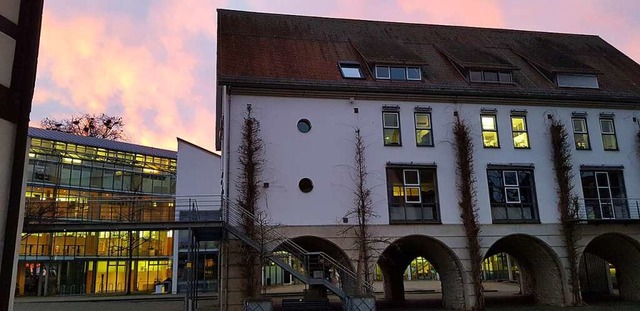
<box><xmin>17</xmin><ymin>128</ymin><xmax>176</xmax><ymax>296</ymax></box>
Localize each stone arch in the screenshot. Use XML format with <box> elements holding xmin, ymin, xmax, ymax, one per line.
<box><xmin>288</xmin><ymin>235</ymin><xmax>354</xmax><ymax>270</ymax></box>
<box><xmin>484</xmin><ymin>234</ymin><xmax>565</xmax><ymax>305</ymax></box>
<box><xmin>377</xmin><ymin>235</ymin><xmax>466</xmax><ymax>310</ymax></box>
<box><xmin>273</xmin><ymin>235</ymin><xmax>354</xmax><ymax>296</ymax></box>
<box><xmin>581</xmin><ymin>233</ymin><xmax>640</xmax><ymax>301</ymax></box>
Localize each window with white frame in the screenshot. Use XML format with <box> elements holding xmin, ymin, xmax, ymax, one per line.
<box><xmin>338</xmin><ymin>62</ymin><xmax>364</xmax><ymax>79</ymax></box>
<box><xmin>415</xmin><ymin>113</ymin><xmax>433</xmax><ymax>147</ymax></box>
<box><xmin>481</xmin><ymin>114</ymin><xmax>500</xmax><ymax>148</ymax></box>
<box><xmin>386</xmin><ymin>166</ymin><xmax>439</xmax><ymax>223</ymax></box>
<box><xmin>403</xmin><ymin>170</ymin><xmax>421</xmax><ymax>203</ymax></box>
<box><xmin>383</xmin><ymin>112</ymin><xmax>401</xmax><ymax>146</ymax></box>
<box><xmin>375</xmin><ymin>65</ymin><xmax>422</xmax><ymax>81</ymax></box>
<box><xmin>511</xmin><ymin>115</ymin><xmax>529</xmax><ymax>148</ymax></box>
<box><xmin>487</xmin><ymin>167</ymin><xmax>538</xmax><ymax>222</ymax></box>
<box><xmin>580</xmin><ymin>169</ymin><xmax>628</xmax><ymax>220</ymax></box>
<box><xmin>572</xmin><ymin>117</ymin><xmax>591</xmax><ymax>150</ymax></box>
<box><xmin>599</xmin><ymin>118</ymin><xmax>618</xmax><ymax>150</ymax></box>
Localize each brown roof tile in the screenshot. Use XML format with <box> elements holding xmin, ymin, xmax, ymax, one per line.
<box><xmin>217</xmin><ymin>9</ymin><xmax>640</xmax><ymax>103</ymax></box>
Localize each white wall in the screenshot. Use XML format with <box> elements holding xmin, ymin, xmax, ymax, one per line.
<box><xmin>176</xmin><ymin>138</ymin><xmax>222</xmax><ymax>202</ymax></box>
<box><xmin>172</xmin><ymin>138</ymin><xmax>221</xmax><ymax>293</ymax></box>
<box><xmin>225</xmin><ymin>94</ymin><xmax>640</xmax><ymax>226</ymax></box>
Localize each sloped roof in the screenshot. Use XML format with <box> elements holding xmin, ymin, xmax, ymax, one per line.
<box><xmin>28</xmin><ymin>127</ymin><xmax>177</xmax><ymax>159</ymax></box>
<box><xmin>217</xmin><ymin>9</ymin><xmax>640</xmax><ymax>103</ymax></box>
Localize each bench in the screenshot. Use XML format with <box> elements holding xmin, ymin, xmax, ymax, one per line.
<box><xmin>281</xmin><ymin>298</ymin><xmax>331</xmax><ymax>311</ymax></box>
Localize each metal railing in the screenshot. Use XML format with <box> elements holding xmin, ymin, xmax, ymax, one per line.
<box><xmin>223</xmin><ymin>198</ymin><xmax>374</xmax><ymax>298</ymax></box>
<box><xmin>24</xmin><ymin>194</ymin><xmax>224</xmax><ymax>225</ymax></box>
<box><xmin>575</xmin><ymin>198</ymin><xmax>640</xmax><ymax>221</ymax></box>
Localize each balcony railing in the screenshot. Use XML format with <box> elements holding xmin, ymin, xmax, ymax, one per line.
<box><xmin>576</xmin><ymin>198</ymin><xmax>640</xmax><ymax>222</ymax></box>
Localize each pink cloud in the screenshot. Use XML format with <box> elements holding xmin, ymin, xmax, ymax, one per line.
<box><xmin>32</xmin><ymin>0</ymin><xmax>640</xmax><ymax>153</ymax></box>
<box><xmin>33</xmin><ymin>0</ymin><xmax>226</xmax><ymax>151</ymax></box>
<box><xmin>396</xmin><ymin>0</ymin><xmax>505</xmax><ymax>27</ymax></box>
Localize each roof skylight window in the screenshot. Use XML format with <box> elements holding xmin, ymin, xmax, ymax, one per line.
<box><xmin>556</xmin><ymin>73</ymin><xmax>599</xmax><ymax>89</ymax></box>
<box><xmin>339</xmin><ymin>62</ymin><xmax>364</xmax><ymax>79</ymax></box>
<box><xmin>469</xmin><ymin>70</ymin><xmax>513</xmax><ymax>83</ymax></box>
<box><xmin>375</xmin><ymin>65</ymin><xmax>422</xmax><ymax>81</ymax></box>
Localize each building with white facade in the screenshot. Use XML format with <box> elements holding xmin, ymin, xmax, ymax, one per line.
<box><xmin>216</xmin><ymin>10</ymin><xmax>640</xmax><ymax>310</ymax></box>
<box><xmin>172</xmin><ymin>138</ymin><xmax>221</xmax><ymax>294</ymax></box>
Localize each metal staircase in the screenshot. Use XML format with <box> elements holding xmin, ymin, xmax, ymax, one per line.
<box><xmin>223</xmin><ymin>199</ymin><xmax>373</xmax><ymax>299</ymax></box>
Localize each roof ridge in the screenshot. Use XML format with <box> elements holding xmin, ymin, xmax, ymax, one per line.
<box><xmin>217</xmin><ymin>8</ymin><xmax>603</xmax><ymax>39</ymax></box>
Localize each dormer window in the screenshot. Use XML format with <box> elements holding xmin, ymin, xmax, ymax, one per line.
<box><xmin>556</xmin><ymin>73</ymin><xmax>598</xmax><ymax>89</ymax></box>
<box><xmin>339</xmin><ymin>62</ymin><xmax>364</xmax><ymax>79</ymax></box>
<box><xmin>375</xmin><ymin>65</ymin><xmax>422</xmax><ymax>81</ymax></box>
<box><xmin>469</xmin><ymin>70</ymin><xmax>513</xmax><ymax>83</ymax></box>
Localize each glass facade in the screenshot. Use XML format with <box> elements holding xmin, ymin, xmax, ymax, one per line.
<box><xmin>18</xmin><ymin>134</ymin><xmax>176</xmax><ymax>296</ymax></box>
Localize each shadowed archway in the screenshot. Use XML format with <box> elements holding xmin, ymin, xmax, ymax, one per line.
<box><xmin>484</xmin><ymin>234</ymin><xmax>565</xmax><ymax>305</ymax></box>
<box><xmin>270</xmin><ymin>235</ymin><xmax>354</xmax><ymax>297</ymax></box>
<box><xmin>581</xmin><ymin>233</ymin><xmax>640</xmax><ymax>301</ymax></box>
<box><xmin>377</xmin><ymin>235</ymin><xmax>466</xmax><ymax>310</ymax></box>
<box><xmin>288</xmin><ymin>235</ymin><xmax>354</xmax><ymax>271</ymax></box>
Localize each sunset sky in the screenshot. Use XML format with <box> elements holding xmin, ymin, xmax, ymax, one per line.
<box><xmin>32</xmin><ymin>0</ymin><xmax>640</xmax><ymax>151</ymax></box>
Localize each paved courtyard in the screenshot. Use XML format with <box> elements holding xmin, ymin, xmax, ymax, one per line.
<box><xmin>14</xmin><ymin>281</ymin><xmax>640</xmax><ymax>311</ymax></box>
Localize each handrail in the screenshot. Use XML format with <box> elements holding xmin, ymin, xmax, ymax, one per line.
<box><xmin>575</xmin><ymin>198</ymin><xmax>640</xmax><ymax>221</ymax></box>
<box><xmin>223</xmin><ymin>197</ymin><xmax>374</xmax><ymax>296</ymax></box>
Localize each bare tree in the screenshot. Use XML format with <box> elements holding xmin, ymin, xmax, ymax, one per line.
<box><xmin>41</xmin><ymin>113</ymin><xmax>125</xmax><ymax>140</ymax></box>
<box><xmin>344</xmin><ymin>129</ymin><xmax>376</xmax><ymax>295</ymax></box>
<box><xmin>236</xmin><ymin>104</ymin><xmax>265</xmax><ymax>298</ymax></box>
<box><xmin>549</xmin><ymin>116</ymin><xmax>582</xmax><ymax>305</ymax></box>
<box><xmin>452</xmin><ymin>114</ymin><xmax>485</xmax><ymax>310</ymax></box>
<box><xmin>23</xmin><ymin>199</ymin><xmax>58</xmax><ymax>225</ymax></box>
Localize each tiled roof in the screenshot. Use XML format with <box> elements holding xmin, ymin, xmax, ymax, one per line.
<box><xmin>217</xmin><ymin>10</ymin><xmax>640</xmax><ymax>103</ymax></box>
<box><xmin>28</xmin><ymin>127</ymin><xmax>177</xmax><ymax>159</ymax></box>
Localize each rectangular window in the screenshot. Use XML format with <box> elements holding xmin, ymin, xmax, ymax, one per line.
<box><xmin>415</xmin><ymin>113</ymin><xmax>433</xmax><ymax>147</ymax></box>
<box><xmin>375</xmin><ymin>66</ymin><xmax>390</xmax><ymax>79</ymax></box>
<box><xmin>403</xmin><ymin>170</ymin><xmax>421</xmax><ymax>203</ymax></box>
<box><xmin>386</xmin><ymin>166</ymin><xmax>439</xmax><ymax>223</ymax></box>
<box><xmin>580</xmin><ymin>169</ymin><xmax>628</xmax><ymax>220</ymax></box>
<box><xmin>390</xmin><ymin>67</ymin><xmax>406</xmax><ymax>80</ymax></box>
<box><xmin>481</xmin><ymin>115</ymin><xmax>499</xmax><ymax>148</ymax></box>
<box><xmin>383</xmin><ymin>112</ymin><xmax>402</xmax><ymax>146</ymax></box>
<box><xmin>556</xmin><ymin>73</ymin><xmax>599</xmax><ymax>89</ymax></box>
<box><xmin>600</xmin><ymin>119</ymin><xmax>618</xmax><ymax>150</ymax></box>
<box><xmin>407</xmin><ymin>67</ymin><xmax>421</xmax><ymax>80</ymax></box>
<box><xmin>572</xmin><ymin>117</ymin><xmax>590</xmax><ymax>150</ymax></box>
<box><xmin>375</xmin><ymin>65</ymin><xmax>422</xmax><ymax>81</ymax></box>
<box><xmin>487</xmin><ymin>168</ymin><xmax>538</xmax><ymax>223</ymax></box>
<box><xmin>339</xmin><ymin>62</ymin><xmax>364</xmax><ymax>79</ymax></box>
<box><xmin>511</xmin><ymin>116</ymin><xmax>529</xmax><ymax>148</ymax></box>
<box><xmin>469</xmin><ymin>70</ymin><xmax>512</xmax><ymax>83</ymax></box>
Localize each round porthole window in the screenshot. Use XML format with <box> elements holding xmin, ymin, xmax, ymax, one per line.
<box><xmin>298</xmin><ymin>178</ymin><xmax>314</xmax><ymax>193</ymax></box>
<box><xmin>297</xmin><ymin>119</ymin><xmax>312</xmax><ymax>133</ymax></box>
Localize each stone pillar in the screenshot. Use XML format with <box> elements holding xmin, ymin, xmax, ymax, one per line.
<box><xmin>383</xmin><ymin>269</ymin><xmax>405</xmax><ymax>301</ymax></box>
<box><xmin>519</xmin><ymin>265</ymin><xmax>535</xmax><ymax>297</ymax></box>
<box><xmin>440</xmin><ymin>264</ymin><xmax>467</xmax><ymax>311</ymax></box>
<box><xmin>220</xmin><ymin>239</ymin><xmax>250</xmax><ymax>311</ymax></box>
